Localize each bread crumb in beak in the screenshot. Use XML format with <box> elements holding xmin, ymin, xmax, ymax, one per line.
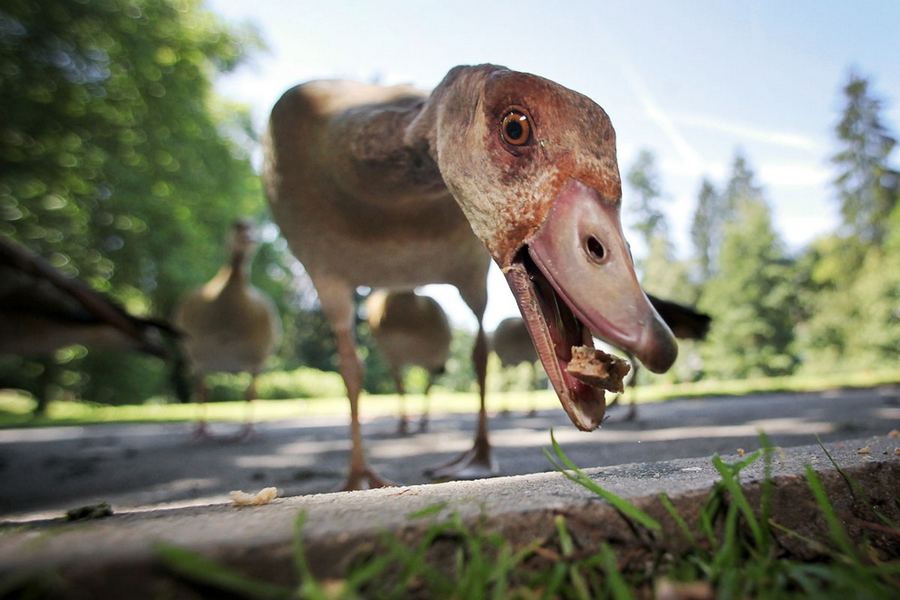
<box><xmin>230</xmin><ymin>487</ymin><xmax>279</xmax><ymax>506</ymax></box>
<box><xmin>566</xmin><ymin>346</ymin><xmax>630</xmax><ymax>393</ymax></box>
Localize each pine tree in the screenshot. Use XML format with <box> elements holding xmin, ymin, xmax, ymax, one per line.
<box><xmin>626</xmin><ymin>149</ymin><xmax>668</xmax><ymax>244</ymax></box>
<box><xmin>700</xmin><ymin>158</ymin><xmax>797</xmax><ymax>378</ymax></box>
<box><xmin>796</xmin><ymin>72</ymin><xmax>900</xmax><ymax>372</ymax></box>
<box><xmin>832</xmin><ymin>72</ymin><xmax>900</xmax><ymax>245</ymax></box>
<box><xmin>690</xmin><ymin>178</ymin><xmax>722</xmax><ymax>284</ymax></box>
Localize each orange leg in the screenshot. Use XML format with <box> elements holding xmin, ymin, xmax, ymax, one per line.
<box><xmin>193</xmin><ymin>376</ymin><xmax>210</xmax><ymax>439</ymax></box>
<box><xmin>419</xmin><ymin>373</ymin><xmax>434</xmax><ymax>433</ymax></box>
<box><xmin>526</xmin><ymin>362</ymin><xmax>539</xmax><ymax>417</ymax></box>
<box><xmin>233</xmin><ymin>373</ymin><xmax>257</xmax><ymax>441</ymax></box>
<box><xmin>425</xmin><ymin>323</ymin><xmax>497</xmax><ymax>480</ymax></box>
<box><xmin>392</xmin><ymin>366</ymin><xmax>409</xmax><ymax>435</ymax></box>
<box><xmin>320</xmin><ymin>285</ymin><xmax>393</xmax><ymax>491</ymax></box>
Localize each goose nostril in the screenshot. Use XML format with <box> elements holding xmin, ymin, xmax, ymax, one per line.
<box><xmin>585</xmin><ymin>236</ymin><xmax>607</xmax><ymax>264</ymax></box>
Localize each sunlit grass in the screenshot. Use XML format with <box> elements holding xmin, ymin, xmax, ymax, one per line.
<box><xmin>1</xmin><ymin>368</ymin><xmax>897</xmax><ymax>428</ymax></box>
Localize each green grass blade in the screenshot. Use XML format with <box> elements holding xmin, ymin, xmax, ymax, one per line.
<box><xmin>599</xmin><ymin>543</ymin><xmax>633</xmax><ymax>600</ymax></box>
<box><xmin>547</xmin><ymin>430</ymin><xmax>661</xmax><ymax>531</ymax></box>
<box><xmin>658</xmin><ymin>493</ymin><xmax>696</xmax><ymax>546</ymax></box>
<box><xmin>804</xmin><ymin>465</ymin><xmax>859</xmax><ymax>561</ymax></box>
<box><xmin>555</xmin><ymin>515</ymin><xmax>575</xmax><ymax>557</ymax></box>
<box><xmin>768</xmin><ymin>519</ymin><xmax>831</xmax><ymax>555</ymax></box>
<box><xmin>757</xmin><ymin>431</ymin><xmax>774</xmax><ymax>542</ymax></box>
<box><xmin>816</xmin><ymin>435</ymin><xmax>898</xmax><ymax>529</ymax></box>
<box><xmin>711</xmin><ymin>501</ymin><xmax>740</xmax><ymax>576</ymax></box>
<box><xmin>568</xmin><ymin>564</ymin><xmax>592</xmax><ymax>600</ymax></box>
<box><xmin>407</xmin><ymin>502</ymin><xmax>449</xmax><ymax>519</ymax></box>
<box><xmin>292</xmin><ymin>512</ymin><xmax>334</xmax><ymax>600</ymax></box>
<box><xmin>815</xmin><ymin>435</ymin><xmax>865</xmax><ymax>501</ymax></box>
<box><xmin>539</xmin><ymin>563</ymin><xmax>568</xmax><ymax>600</ymax></box>
<box><xmin>155</xmin><ymin>543</ymin><xmax>291</xmax><ymax>599</ymax></box>
<box><xmin>712</xmin><ymin>454</ymin><xmax>764</xmax><ymax>550</ymax></box>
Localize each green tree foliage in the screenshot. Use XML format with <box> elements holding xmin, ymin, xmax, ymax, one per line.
<box><xmin>642</xmin><ymin>235</ymin><xmax>693</xmax><ymax>304</ymax></box>
<box><xmin>0</xmin><ymin>0</ymin><xmax>269</xmax><ymax>402</ymax></box>
<box><xmin>0</xmin><ymin>0</ymin><xmax>263</xmax><ymax>310</ymax></box>
<box><xmin>796</xmin><ymin>72</ymin><xmax>900</xmax><ymax>371</ymax></box>
<box><xmin>624</xmin><ymin>150</ymin><xmax>700</xmax><ymax>382</ymax></box>
<box><xmin>690</xmin><ymin>178</ymin><xmax>724</xmax><ymax>285</ymax></box>
<box><xmin>700</xmin><ymin>158</ymin><xmax>797</xmax><ymax>378</ymax></box>
<box><xmin>625</xmin><ymin>149</ymin><xmax>692</xmax><ymax>297</ymax></box>
<box><xmin>831</xmin><ymin>72</ymin><xmax>899</xmax><ymax>245</ymax></box>
<box><xmin>625</xmin><ymin>149</ymin><xmax>667</xmax><ymax>244</ymax></box>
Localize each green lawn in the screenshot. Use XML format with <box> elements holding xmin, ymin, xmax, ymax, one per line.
<box><xmin>1</xmin><ymin>368</ymin><xmax>897</xmax><ymax>428</ymax></box>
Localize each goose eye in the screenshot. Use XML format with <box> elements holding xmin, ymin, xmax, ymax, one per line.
<box><xmin>500</xmin><ymin>110</ymin><xmax>532</xmax><ymax>146</ymax></box>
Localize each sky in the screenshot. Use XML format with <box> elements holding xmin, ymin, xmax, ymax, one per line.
<box><xmin>206</xmin><ymin>0</ymin><xmax>900</xmax><ymax>330</ymax></box>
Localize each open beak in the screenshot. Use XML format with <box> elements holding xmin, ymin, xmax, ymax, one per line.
<box><xmin>504</xmin><ymin>179</ymin><xmax>677</xmax><ymax>431</ymax></box>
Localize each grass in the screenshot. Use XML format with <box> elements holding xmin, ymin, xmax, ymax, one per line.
<box><xmin>149</xmin><ymin>432</ymin><xmax>899</xmax><ymax>599</ymax></box>
<box><xmin>1</xmin><ymin>368</ymin><xmax>898</xmax><ymax>429</ymax></box>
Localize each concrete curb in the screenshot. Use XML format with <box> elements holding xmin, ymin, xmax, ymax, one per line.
<box><xmin>2</xmin><ymin>434</ymin><xmax>898</xmax><ymax>597</ymax></box>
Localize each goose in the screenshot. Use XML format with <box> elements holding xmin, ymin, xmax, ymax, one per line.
<box><xmin>263</xmin><ymin>64</ymin><xmax>677</xmax><ymax>489</ymax></box>
<box><xmin>174</xmin><ymin>220</ymin><xmax>282</xmax><ymax>439</ymax></box>
<box><xmin>365</xmin><ymin>289</ymin><xmax>451</xmax><ymax>434</ymax></box>
<box><xmin>492</xmin><ymin>316</ymin><xmax>541</xmax><ymax>416</ymax></box>
<box><xmin>609</xmin><ymin>294</ymin><xmax>711</xmax><ymax>421</ymax></box>
<box><xmin>0</xmin><ymin>235</ymin><xmax>181</xmax><ymax>412</ymax></box>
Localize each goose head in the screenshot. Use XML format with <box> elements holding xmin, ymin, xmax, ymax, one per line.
<box><xmin>408</xmin><ymin>65</ymin><xmax>677</xmax><ymax>430</ymax></box>
<box><xmin>229</xmin><ymin>219</ymin><xmax>256</xmax><ymax>263</ymax></box>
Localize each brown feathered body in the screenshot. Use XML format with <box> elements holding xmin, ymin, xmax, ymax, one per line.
<box><xmin>366</xmin><ymin>290</ymin><xmax>451</xmax><ymax>375</ymax></box>
<box><xmin>175</xmin><ymin>255</ymin><xmax>281</xmax><ymax>376</ymax></box>
<box><xmin>263</xmin><ymin>80</ymin><xmax>491</xmax><ymax>314</ymax></box>
<box><xmin>492</xmin><ymin>317</ymin><xmax>537</xmax><ymax>368</ymax></box>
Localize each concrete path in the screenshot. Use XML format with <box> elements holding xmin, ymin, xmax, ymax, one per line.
<box><xmin>1</xmin><ymin>386</ymin><xmax>898</xmax><ymax>520</ymax></box>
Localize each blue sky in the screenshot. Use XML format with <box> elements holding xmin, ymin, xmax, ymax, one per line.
<box><xmin>207</xmin><ymin>0</ymin><xmax>900</xmax><ymax>329</ymax></box>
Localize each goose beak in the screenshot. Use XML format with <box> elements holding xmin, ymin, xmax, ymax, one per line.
<box><xmin>505</xmin><ymin>179</ymin><xmax>677</xmax><ymax>431</ymax></box>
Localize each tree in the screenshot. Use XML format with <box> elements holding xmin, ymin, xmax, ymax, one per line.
<box><xmin>795</xmin><ymin>72</ymin><xmax>900</xmax><ymax>372</ymax></box>
<box><xmin>0</xmin><ymin>0</ymin><xmax>267</xmax><ymax>403</ymax></box>
<box><xmin>626</xmin><ymin>149</ymin><xmax>667</xmax><ymax>245</ymax></box>
<box><xmin>832</xmin><ymin>72</ymin><xmax>899</xmax><ymax>245</ymax></box>
<box><xmin>699</xmin><ymin>158</ymin><xmax>797</xmax><ymax>378</ymax></box>
<box><xmin>624</xmin><ymin>149</ymin><xmax>691</xmax><ymax>295</ymax></box>
<box><xmin>690</xmin><ymin>178</ymin><xmax>723</xmax><ymax>285</ymax></box>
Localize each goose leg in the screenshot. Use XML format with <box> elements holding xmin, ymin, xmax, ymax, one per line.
<box><xmin>320</xmin><ymin>284</ymin><xmax>393</xmax><ymax>491</ymax></box>
<box><xmin>609</xmin><ymin>355</ymin><xmax>638</xmax><ymax>422</ymax></box>
<box><xmin>33</xmin><ymin>357</ymin><xmax>56</xmax><ymax>417</ymax></box>
<box><xmin>623</xmin><ymin>360</ymin><xmax>639</xmax><ymax>422</ymax></box>
<box><xmin>234</xmin><ymin>373</ymin><xmax>257</xmax><ymax>441</ymax></box>
<box><xmin>192</xmin><ymin>377</ymin><xmax>211</xmax><ymax>439</ymax></box>
<box><xmin>526</xmin><ymin>362</ymin><xmax>538</xmax><ymax>417</ymax></box>
<box><xmin>419</xmin><ymin>373</ymin><xmax>434</xmax><ymax>433</ymax></box>
<box><xmin>425</xmin><ymin>323</ymin><xmax>497</xmax><ymax>480</ymax></box>
<box><xmin>393</xmin><ymin>366</ymin><xmax>409</xmax><ymax>435</ymax></box>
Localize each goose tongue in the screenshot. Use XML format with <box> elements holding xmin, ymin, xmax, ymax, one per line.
<box><xmin>504</xmin><ymin>179</ymin><xmax>677</xmax><ymax>432</ymax></box>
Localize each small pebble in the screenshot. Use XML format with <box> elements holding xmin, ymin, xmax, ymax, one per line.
<box><xmin>66</xmin><ymin>502</ymin><xmax>113</xmax><ymax>521</ymax></box>
<box><xmin>736</xmin><ymin>448</ymin><xmax>745</xmax><ymax>457</ymax></box>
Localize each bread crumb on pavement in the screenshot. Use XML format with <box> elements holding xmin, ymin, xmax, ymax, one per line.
<box><xmin>856</xmin><ymin>446</ymin><xmax>871</xmax><ymax>455</ymax></box>
<box><xmin>230</xmin><ymin>487</ymin><xmax>278</xmax><ymax>507</ymax></box>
